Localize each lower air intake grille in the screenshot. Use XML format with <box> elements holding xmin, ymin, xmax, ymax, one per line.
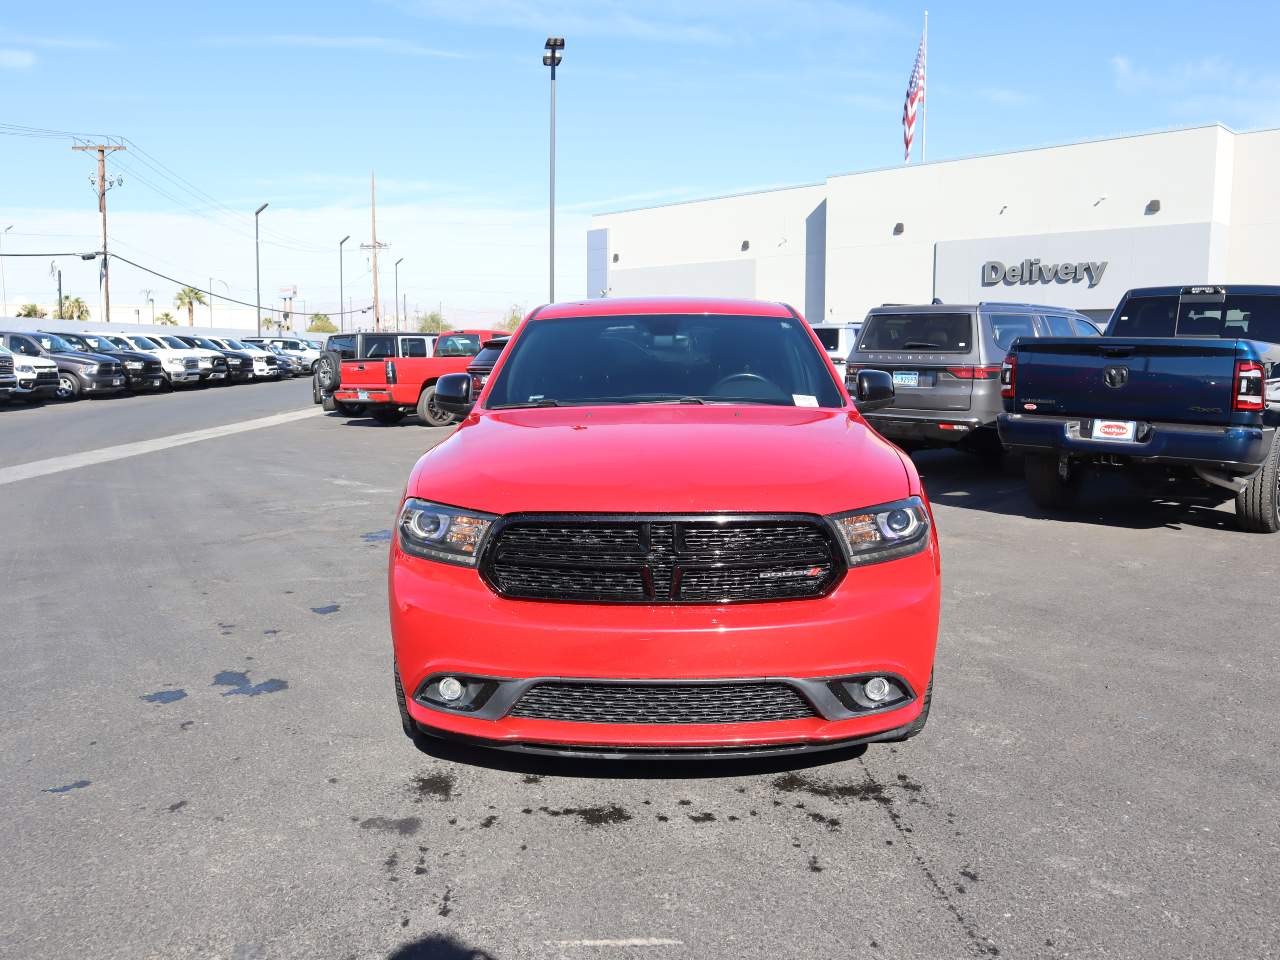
<box><xmin>509</xmin><ymin>681</ymin><xmax>815</xmax><ymax>724</ymax></box>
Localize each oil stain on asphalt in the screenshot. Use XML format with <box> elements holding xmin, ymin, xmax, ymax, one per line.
<box><xmin>311</xmin><ymin>603</ymin><xmax>341</xmax><ymax>615</ymax></box>
<box><xmin>140</xmin><ymin>689</ymin><xmax>187</xmax><ymax>705</ymax></box>
<box><xmin>212</xmin><ymin>670</ymin><xmax>288</xmax><ymax>697</ymax></box>
<box><xmin>44</xmin><ymin>780</ymin><xmax>90</xmax><ymax>794</ymax></box>
<box><xmin>361</xmin><ymin>530</ymin><xmax>393</xmax><ymax>542</ymax></box>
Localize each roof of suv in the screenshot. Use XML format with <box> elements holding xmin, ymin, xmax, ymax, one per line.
<box><xmin>865</xmin><ymin>302</ymin><xmax>1091</xmax><ymax>316</ymax></box>
<box><xmin>538</xmin><ymin>297</ymin><xmax>794</xmax><ymax>320</ymax></box>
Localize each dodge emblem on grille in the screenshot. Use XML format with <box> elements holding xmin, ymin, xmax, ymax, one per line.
<box><xmin>758</xmin><ymin>566</ymin><xmax>824</xmax><ymax>580</ymax></box>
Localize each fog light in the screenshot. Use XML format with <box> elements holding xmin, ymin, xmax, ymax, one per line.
<box><xmin>438</xmin><ymin>677</ymin><xmax>464</xmax><ymax>702</ymax></box>
<box><xmin>864</xmin><ymin>677</ymin><xmax>892</xmax><ymax>702</ymax></box>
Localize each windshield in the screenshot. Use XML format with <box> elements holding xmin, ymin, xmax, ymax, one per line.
<box><xmin>858</xmin><ymin>312</ymin><xmax>973</xmax><ymax>353</ymax></box>
<box><xmin>434</xmin><ymin>334</ymin><xmax>482</xmax><ymax>357</ymax></box>
<box><xmin>126</xmin><ymin>336</ymin><xmax>160</xmax><ymax>349</ymax></box>
<box><xmin>223</xmin><ymin>339</ymin><xmax>248</xmax><ymax>350</ymax></box>
<box><xmin>36</xmin><ymin>333</ymin><xmax>76</xmax><ymax>352</ymax></box>
<box><xmin>486</xmin><ymin>313</ymin><xmax>844</xmax><ymax>409</ymax></box>
<box><xmin>158</xmin><ymin>336</ymin><xmax>191</xmax><ymax>350</ymax></box>
<box><xmin>1111</xmin><ymin>293</ymin><xmax>1280</xmax><ymax>343</ymax></box>
<box><xmin>193</xmin><ymin>337</ymin><xmax>221</xmax><ymax>350</ymax></box>
<box><xmin>81</xmin><ymin>335</ymin><xmax>117</xmax><ymax>351</ymax></box>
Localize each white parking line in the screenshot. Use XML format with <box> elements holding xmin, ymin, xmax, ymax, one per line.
<box><xmin>543</xmin><ymin>939</ymin><xmax>683</xmax><ymax>948</ymax></box>
<box><xmin>0</xmin><ymin>407</ymin><xmax>321</xmax><ymax>487</ymax></box>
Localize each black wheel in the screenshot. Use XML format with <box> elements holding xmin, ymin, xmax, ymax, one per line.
<box><xmin>393</xmin><ymin>663</ymin><xmax>418</xmax><ymax>740</ymax></box>
<box><xmin>322</xmin><ymin>393</ymin><xmax>336</xmax><ymax>412</ymax></box>
<box><xmin>333</xmin><ymin>400</ymin><xmax>362</xmax><ymax>417</ymax></box>
<box><xmin>416</xmin><ymin>385</ymin><xmax>457</xmax><ymax>427</ymax></box>
<box><xmin>1236</xmin><ymin>438</ymin><xmax>1280</xmax><ymax>533</ymax></box>
<box><xmin>55</xmin><ymin>372</ymin><xmax>81</xmax><ymax>401</ymax></box>
<box><xmin>316</xmin><ymin>352</ymin><xmax>342</xmax><ymax>392</ymax></box>
<box><xmin>1024</xmin><ymin>453</ymin><xmax>1082</xmax><ymax>510</ymax></box>
<box><xmin>311</xmin><ymin>374</ymin><xmax>321</xmax><ymax>404</ymax></box>
<box><xmin>370</xmin><ymin>407</ymin><xmax>407</xmax><ymax>425</ymax></box>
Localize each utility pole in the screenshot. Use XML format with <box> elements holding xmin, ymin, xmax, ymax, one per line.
<box><xmin>254</xmin><ymin>202</ymin><xmax>269</xmax><ymax>335</ymax></box>
<box><xmin>72</xmin><ymin>143</ymin><xmax>126</xmax><ymax>322</ymax></box>
<box><xmin>338</xmin><ymin>235</ymin><xmax>350</xmax><ymax>333</ymax></box>
<box><xmin>51</xmin><ymin>261</ymin><xmax>62</xmax><ymax>319</ymax></box>
<box><xmin>394</xmin><ymin>258</ymin><xmax>404</xmax><ymax>332</ymax></box>
<box><xmin>360</xmin><ymin>173</ymin><xmax>389</xmax><ymax>332</ymax></box>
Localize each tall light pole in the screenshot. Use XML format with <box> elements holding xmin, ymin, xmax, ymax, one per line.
<box><xmin>254</xmin><ymin>202</ymin><xmax>268</xmax><ymax>336</ymax></box>
<box><xmin>394</xmin><ymin>258</ymin><xmax>404</xmax><ymax>332</ymax></box>
<box><xmin>339</xmin><ymin>235</ymin><xmax>350</xmax><ymax>332</ymax></box>
<box><xmin>208</xmin><ymin>278</ymin><xmax>228</xmax><ymax>326</ymax></box>
<box><xmin>543</xmin><ymin>37</ymin><xmax>563</xmax><ymax>304</ymax></box>
<box><xmin>0</xmin><ymin>224</ymin><xmax>12</xmax><ymax>317</ymax></box>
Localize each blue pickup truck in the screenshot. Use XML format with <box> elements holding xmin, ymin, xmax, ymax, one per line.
<box><xmin>997</xmin><ymin>285</ymin><xmax>1280</xmax><ymax>532</ymax></box>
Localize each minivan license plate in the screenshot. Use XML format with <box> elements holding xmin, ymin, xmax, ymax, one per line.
<box><xmin>893</xmin><ymin>371</ymin><xmax>920</xmax><ymax>388</ymax></box>
<box><xmin>1092</xmin><ymin>419</ymin><xmax>1136</xmax><ymax>442</ymax></box>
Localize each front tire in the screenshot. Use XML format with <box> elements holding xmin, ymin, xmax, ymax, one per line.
<box><xmin>1025</xmin><ymin>453</ymin><xmax>1082</xmax><ymax>510</ymax></box>
<box><xmin>1236</xmin><ymin>438</ymin><xmax>1280</xmax><ymax>533</ymax></box>
<box><xmin>416</xmin><ymin>386</ymin><xmax>457</xmax><ymax>427</ymax></box>
<box><xmin>56</xmin><ymin>373</ymin><xmax>81</xmax><ymax>401</ymax></box>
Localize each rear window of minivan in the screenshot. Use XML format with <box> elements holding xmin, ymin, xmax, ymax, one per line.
<box><xmin>858</xmin><ymin>313</ymin><xmax>972</xmax><ymax>352</ymax></box>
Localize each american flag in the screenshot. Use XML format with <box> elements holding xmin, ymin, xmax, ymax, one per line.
<box><xmin>902</xmin><ymin>30</ymin><xmax>927</xmax><ymax>162</ymax></box>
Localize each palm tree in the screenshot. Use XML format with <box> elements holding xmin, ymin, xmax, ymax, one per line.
<box><xmin>16</xmin><ymin>303</ymin><xmax>47</xmax><ymax>318</ymax></box>
<box><xmin>155</xmin><ymin>311</ymin><xmax>177</xmax><ymax>326</ymax></box>
<box><xmin>61</xmin><ymin>296</ymin><xmax>90</xmax><ymax>321</ymax></box>
<box><xmin>174</xmin><ymin>286</ymin><xmax>207</xmax><ymax>326</ymax></box>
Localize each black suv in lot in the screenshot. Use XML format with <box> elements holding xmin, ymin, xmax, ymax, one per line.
<box><xmin>51</xmin><ymin>332</ymin><xmax>165</xmax><ymax>393</ymax></box>
<box><xmin>0</xmin><ymin>330</ymin><xmax>126</xmax><ymax>401</ymax></box>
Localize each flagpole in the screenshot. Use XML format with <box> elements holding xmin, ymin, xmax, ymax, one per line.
<box><xmin>921</xmin><ymin>9</ymin><xmax>928</xmax><ymax>164</ymax></box>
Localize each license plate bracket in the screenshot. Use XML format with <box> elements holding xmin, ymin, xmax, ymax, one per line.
<box><xmin>1091</xmin><ymin>419</ymin><xmax>1137</xmax><ymax>442</ymax></box>
<box><xmin>893</xmin><ymin>371</ymin><xmax>920</xmax><ymax>388</ymax></box>
<box><xmin>357</xmin><ymin>390</ymin><xmax>370</xmax><ymax>401</ymax></box>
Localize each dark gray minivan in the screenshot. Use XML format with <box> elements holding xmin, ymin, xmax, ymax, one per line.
<box><xmin>846</xmin><ymin>302</ymin><xmax>1100</xmax><ymax>461</ymax></box>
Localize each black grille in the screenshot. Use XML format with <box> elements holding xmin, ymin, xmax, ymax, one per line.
<box><xmin>482</xmin><ymin>515</ymin><xmax>842</xmax><ymax>604</ymax></box>
<box><xmin>143</xmin><ymin>360</ymin><xmax>162</xmax><ymax>374</ymax></box>
<box><xmin>36</xmin><ymin>369</ymin><xmax>58</xmax><ymax>384</ymax></box>
<box><xmin>0</xmin><ymin>355</ymin><xmax>13</xmax><ymax>376</ymax></box>
<box><xmin>509</xmin><ymin>681</ymin><xmax>815</xmax><ymax>724</ymax></box>
<box><xmin>99</xmin><ymin>362</ymin><xmax>122</xmax><ymax>377</ymax></box>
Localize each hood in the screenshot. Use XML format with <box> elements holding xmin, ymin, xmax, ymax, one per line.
<box><xmin>52</xmin><ymin>350</ymin><xmax>117</xmax><ymax>365</ymax></box>
<box><xmin>408</xmin><ymin>406</ymin><xmax>912</xmax><ymax>516</ymax></box>
<box><xmin>14</xmin><ymin>354</ymin><xmax>57</xmax><ymax>369</ymax></box>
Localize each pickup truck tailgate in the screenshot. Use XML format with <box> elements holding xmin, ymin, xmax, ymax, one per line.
<box><xmin>1013</xmin><ymin>337</ymin><xmax>1243</xmax><ymax>425</ymax></box>
<box><xmin>340</xmin><ymin>358</ymin><xmax>392</xmax><ymax>389</ymax></box>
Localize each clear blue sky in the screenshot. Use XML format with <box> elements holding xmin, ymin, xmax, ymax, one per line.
<box><xmin>2</xmin><ymin>0</ymin><xmax>1278</xmax><ymax>317</ymax></box>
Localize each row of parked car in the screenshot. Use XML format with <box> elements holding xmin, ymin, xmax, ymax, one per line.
<box><xmin>0</xmin><ymin>331</ymin><xmax>323</xmax><ymax>403</ymax></box>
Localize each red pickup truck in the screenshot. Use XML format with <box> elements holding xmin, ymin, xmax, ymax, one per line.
<box><xmin>333</xmin><ymin>329</ymin><xmax>504</xmax><ymax>426</ymax></box>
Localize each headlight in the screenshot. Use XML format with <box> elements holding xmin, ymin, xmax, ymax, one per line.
<box><xmin>396</xmin><ymin>498</ymin><xmax>495</xmax><ymax>566</ymax></box>
<box><xmin>16</xmin><ymin>363</ymin><xmax>34</xmax><ymax>374</ymax></box>
<box><xmin>83</xmin><ymin>364</ymin><xmax>99</xmax><ymax>375</ymax></box>
<box><xmin>829</xmin><ymin>496</ymin><xmax>931</xmax><ymax>567</ymax></box>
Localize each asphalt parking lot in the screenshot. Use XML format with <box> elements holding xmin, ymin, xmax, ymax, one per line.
<box><xmin>2</xmin><ymin>384</ymin><xmax>1278</xmax><ymax>960</ymax></box>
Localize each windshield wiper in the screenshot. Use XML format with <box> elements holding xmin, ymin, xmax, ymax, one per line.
<box><xmin>493</xmin><ymin>398</ymin><xmax>560</xmax><ymax>409</ymax></box>
<box><xmin>902</xmin><ymin>341</ymin><xmax>944</xmax><ymax>349</ymax></box>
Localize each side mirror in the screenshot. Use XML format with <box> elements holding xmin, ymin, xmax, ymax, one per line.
<box><xmin>435</xmin><ymin>372</ymin><xmax>474</xmax><ymax>415</ymax></box>
<box><xmin>853</xmin><ymin>369</ymin><xmax>895</xmax><ymax>412</ymax></box>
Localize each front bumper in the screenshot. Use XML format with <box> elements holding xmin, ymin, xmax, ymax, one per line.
<box><xmin>125</xmin><ymin>372</ymin><xmax>164</xmax><ymax>391</ymax></box>
<box><xmin>83</xmin><ymin>373</ymin><xmax>126</xmax><ymax>394</ymax></box>
<box><xmin>998</xmin><ymin>413</ymin><xmax>1274</xmax><ymax>474</ymax></box>
<box><xmin>390</xmin><ymin>538</ymin><xmax>940</xmax><ymax>751</ymax></box>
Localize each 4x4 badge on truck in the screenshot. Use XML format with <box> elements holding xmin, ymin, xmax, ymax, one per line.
<box><xmin>1104</xmin><ymin>365</ymin><xmax>1129</xmax><ymax>388</ymax></box>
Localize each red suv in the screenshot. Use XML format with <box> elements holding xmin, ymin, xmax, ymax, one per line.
<box><xmin>389</xmin><ymin>298</ymin><xmax>940</xmax><ymax>758</ymax></box>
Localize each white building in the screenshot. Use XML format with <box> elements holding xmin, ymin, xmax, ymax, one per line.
<box><xmin>588</xmin><ymin>124</ymin><xmax>1280</xmax><ymax>324</ymax></box>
